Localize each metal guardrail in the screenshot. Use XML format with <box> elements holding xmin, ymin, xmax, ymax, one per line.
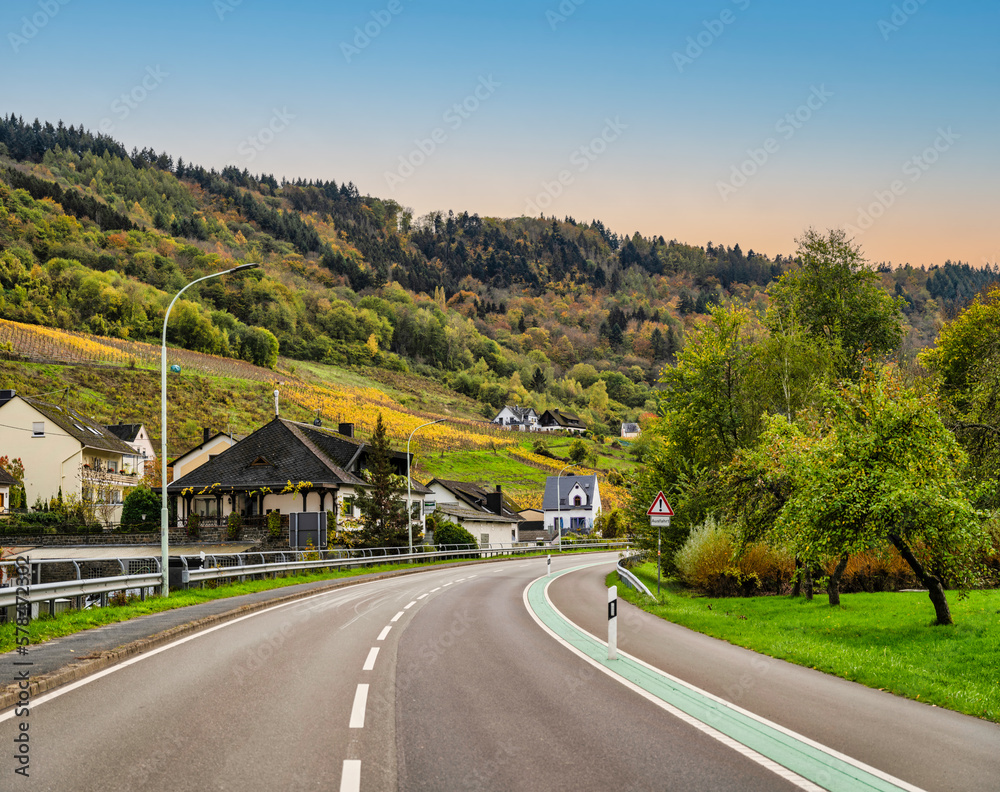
<box><xmin>180</xmin><ymin>542</ymin><xmax>630</xmax><ymax>585</ymax></box>
<box><xmin>0</xmin><ymin>572</ymin><xmax>163</xmax><ymax>609</ymax></box>
<box><xmin>617</xmin><ymin>557</ymin><xmax>656</xmax><ymax>599</ymax></box>
<box><xmin>0</xmin><ymin>542</ymin><xmax>630</xmax><ymax>611</ymax></box>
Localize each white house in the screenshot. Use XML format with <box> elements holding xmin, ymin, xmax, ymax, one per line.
<box><xmin>425</xmin><ymin>479</ymin><xmax>522</xmax><ymax>546</ymax></box>
<box><xmin>620</xmin><ymin>422</ymin><xmax>640</xmax><ymax>440</ymax></box>
<box><xmin>492</xmin><ymin>405</ymin><xmax>539</xmax><ymax>431</ymax></box>
<box><xmin>106</xmin><ymin>423</ymin><xmax>157</xmax><ymax>478</ymax></box>
<box><xmin>543</xmin><ymin>474</ymin><xmax>601</xmax><ymax>535</ymax></box>
<box><xmin>0</xmin><ymin>389</ymin><xmax>138</xmax><ymax>522</ymax></box>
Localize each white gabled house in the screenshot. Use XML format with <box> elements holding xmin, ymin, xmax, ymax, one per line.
<box><xmin>543</xmin><ymin>474</ymin><xmax>601</xmax><ymax>535</ymax></box>
<box><xmin>491</xmin><ymin>405</ymin><xmax>539</xmax><ymax>431</ymax></box>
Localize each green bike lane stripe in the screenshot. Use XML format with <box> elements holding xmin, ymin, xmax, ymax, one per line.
<box><xmin>523</xmin><ymin>563</ymin><xmax>925</xmax><ymax>792</ymax></box>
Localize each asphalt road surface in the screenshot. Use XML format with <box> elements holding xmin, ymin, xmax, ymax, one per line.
<box><xmin>1</xmin><ymin>552</ymin><xmax>997</xmax><ymax>791</ymax></box>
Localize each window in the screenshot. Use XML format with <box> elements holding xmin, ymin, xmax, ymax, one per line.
<box><xmin>32</xmin><ymin>422</ymin><xmax>44</xmax><ymax>437</ymax></box>
<box><xmin>481</xmin><ymin>533</ymin><xmax>490</xmax><ymax>545</ymax></box>
<box><xmin>107</xmin><ymin>461</ymin><xmax>117</xmax><ymax>474</ymax></box>
<box><xmin>571</xmin><ymin>517</ymin><xmax>587</xmax><ymax>531</ymax></box>
<box><xmin>343</xmin><ymin>496</ymin><xmax>355</xmax><ymax>517</ymax></box>
<box><xmin>573</xmin><ymin>496</ymin><xmax>582</xmax><ymax>506</ymax></box>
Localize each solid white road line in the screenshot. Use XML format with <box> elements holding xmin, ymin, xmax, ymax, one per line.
<box><xmin>340</xmin><ymin>759</ymin><xmax>361</xmax><ymax>792</ymax></box>
<box><xmin>377</xmin><ymin>625</ymin><xmax>392</xmax><ymax>641</ymax></box>
<box><xmin>362</xmin><ymin>648</ymin><xmax>379</xmax><ymax>671</ymax></box>
<box><xmin>349</xmin><ymin>684</ymin><xmax>369</xmax><ymax>728</ymax></box>
<box><xmin>390</xmin><ymin>611</ymin><xmax>405</xmax><ymax>622</ymax></box>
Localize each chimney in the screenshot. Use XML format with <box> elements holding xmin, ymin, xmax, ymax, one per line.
<box><xmin>486</xmin><ymin>484</ymin><xmax>503</xmax><ymax>516</ymax></box>
<box><xmin>338</xmin><ymin>422</ymin><xmax>355</xmax><ymax>438</ymax></box>
<box><xmin>203</xmin><ymin>427</ymin><xmax>211</xmax><ymax>444</ymax></box>
<box><xmin>0</xmin><ymin>389</ymin><xmax>15</xmax><ymax>408</ymax></box>
<box><xmin>273</xmin><ymin>389</ymin><xmax>280</xmax><ymax>417</ymax></box>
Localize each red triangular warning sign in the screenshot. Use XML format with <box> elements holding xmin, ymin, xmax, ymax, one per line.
<box><xmin>646</xmin><ymin>491</ymin><xmax>674</xmax><ymax>516</ymax></box>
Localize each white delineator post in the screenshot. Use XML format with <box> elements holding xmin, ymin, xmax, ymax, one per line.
<box><xmin>547</xmin><ymin>554</ymin><xmax>551</xmax><ymax>575</ymax></box>
<box><xmin>608</xmin><ymin>585</ymin><xmax>618</xmax><ymax>661</ymax></box>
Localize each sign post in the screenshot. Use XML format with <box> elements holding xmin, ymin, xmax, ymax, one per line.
<box><xmin>608</xmin><ymin>585</ymin><xmax>618</xmax><ymax>661</ymax></box>
<box><xmin>647</xmin><ymin>492</ymin><xmax>675</xmax><ymax>599</ymax></box>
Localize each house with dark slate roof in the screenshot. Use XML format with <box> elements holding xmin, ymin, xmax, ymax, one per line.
<box><xmin>543</xmin><ymin>474</ymin><xmax>601</xmax><ymax>535</ymax></box>
<box><xmin>0</xmin><ymin>389</ymin><xmax>139</xmax><ymax>521</ymax></box>
<box><xmin>537</xmin><ymin>408</ymin><xmax>586</xmax><ymax>434</ymax></box>
<box><xmin>424</xmin><ymin>478</ymin><xmax>523</xmax><ymax>546</ymax></box>
<box><xmin>165</xmin><ymin>417</ymin><xmax>432</xmax><ymax>533</ymax></box>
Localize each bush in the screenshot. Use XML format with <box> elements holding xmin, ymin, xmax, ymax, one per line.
<box><xmin>266</xmin><ymin>511</ymin><xmax>281</xmax><ymax>540</ymax></box>
<box><xmin>228</xmin><ymin>512</ymin><xmax>245</xmax><ymax>541</ymax></box>
<box><xmin>186</xmin><ymin>513</ymin><xmax>200</xmax><ymax>539</ymax></box>
<box><xmin>433</xmin><ymin>522</ymin><xmax>478</xmax><ymax>548</ymax></box>
<box><xmin>675</xmin><ymin>517</ymin><xmax>794</xmax><ymax>596</ymax></box>
<box><xmin>829</xmin><ymin>546</ymin><xmax>918</xmax><ymax>593</ymax></box>
<box><xmin>120</xmin><ymin>484</ymin><xmax>161</xmax><ymax>532</ymax></box>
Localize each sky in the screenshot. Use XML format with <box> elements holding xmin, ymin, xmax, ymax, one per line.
<box><xmin>2</xmin><ymin>0</ymin><xmax>997</xmax><ymax>267</ymax></box>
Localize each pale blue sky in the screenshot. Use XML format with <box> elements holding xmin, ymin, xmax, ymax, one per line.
<box><xmin>3</xmin><ymin>0</ymin><xmax>997</xmax><ymax>265</ymax></box>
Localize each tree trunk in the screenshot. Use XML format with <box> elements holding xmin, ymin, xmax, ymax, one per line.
<box><xmin>804</xmin><ymin>566</ymin><xmax>814</xmax><ymax>600</ymax></box>
<box><xmin>888</xmin><ymin>533</ymin><xmax>953</xmax><ymax>626</ymax></box>
<box><xmin>828</xmin><ymin>553</ymin><xmax>849</xmax><ymax>607</ymax></box>
<box><xmin>791</xmin><ymin>557</ymin><xmax>802</xmax><ymax>597</ymax></box>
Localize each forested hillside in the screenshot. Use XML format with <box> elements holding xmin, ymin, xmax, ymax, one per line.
<box><xmin>1</xmin><ymin>114</ymin><xmax>997</xmax><ymax>435</ymax></box>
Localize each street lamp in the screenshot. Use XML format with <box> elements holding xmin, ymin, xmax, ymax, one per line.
<box><xmin>554</xmin><ymin>462</ymin><xmax>574</xmax><ymax>551</ymax></box>
<box><xmin>406</xmin><ymin>418</ymin><xmax>447</xmax><ymax>553</ymax></box>
<box><xmin>161</xmin><ymin>263</ymin><xmax>260</xmax><ymax>596</ymax></box>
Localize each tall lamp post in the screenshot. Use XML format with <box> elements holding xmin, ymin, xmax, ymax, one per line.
<box><xmin>406</xmin><ymin>418</ymin><xmax>447</xmax><ymax>553</ymax></box>
<box><xmin>161</xmin><ymin>263</ymin><xmax>259</xmax><ymax>596</ymax></box>
<box><xmin>554</xmin><ymin>462</ymin><xmax>574</xmax><ymax>552</ymax></box>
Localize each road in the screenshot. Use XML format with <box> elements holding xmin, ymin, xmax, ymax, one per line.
<box><xmin>1</xmin><ymin>552</ymin><xmax>997</xmax><ymax>791</ymax></box>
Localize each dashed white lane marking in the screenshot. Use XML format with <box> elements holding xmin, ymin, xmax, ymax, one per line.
<box><xmin>390</xmin><ymin>611</ymin><xmax>405</xmax><ymax>622</ymax></box>
<box><xmin>404</xmin><ymin>600</ymin><xmax>417</xmax><ymax>609</ymax></box>
<box><xmin>377</xmin><ymin>625</ymin><xmax>392</xmax><ymax>641</ymax></box>
<box><xmin>430</xmin><ymin>587</ymin><xmax>441</xmax><ymax>592</ymax></box>
<box><xmin>349</xmin><ymin>684</ymin><xmax>369</xmax><ymax>728</ymax></box>
<box><xmin>443</xmin><ymin>582</ymin><xmax>454</xmax><ymax>587</ymax></box>
<box><xmin>363</xmin><ymin>648</ymin><xmax>379</xmax><ymax>671</ymax></box>
<box><xmin>417</xmin><ymin>593</ymin><xmax>429</xmax><ymax>600</ymax></box>
<box><xmin>340</xmin><ymin>759</ymin><xmax>361</xmax><ymax>792</ymax></box>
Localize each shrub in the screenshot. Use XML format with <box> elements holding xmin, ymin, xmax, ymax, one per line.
<box><xmin>120</xmin><ymin>484</ymin><xmax>161</xmax><ymax>531</ymax></box>
<box><xmin>675</xmin><ymin>516</ymin><xmax>793</xmax><ymax>596</ymax></box>
<box><xmin>186</xmin><ymin>513</ymin><xmax>200</xmax><ymax>539</ymax></box>
<box><xmin>266</xmin><ymin>511</ymin><xmax>281</xmax><ymax>540</ymax></box>
<box><xmin>228</xmin><ymin>511</ymin><xmax>244</xmax><ymax>541</ymax></box>
<box><xmin>830</xmin><ymin>545</ymin><xmax>918</xmax><ymax>593</ymax></box>
<box><xmin>433</xmin><ymin>522</ymin><xmax>477</xmax><ymax>548</ymax></box>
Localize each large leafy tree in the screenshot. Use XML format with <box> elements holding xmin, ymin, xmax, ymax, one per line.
<box><xmin>631</xmin><ymin>304</ymin><xmax>833</xmax><ymax>571</ymax></box>
<box><xmin>351</xmin><ymin>413</ymin><xmax>409</xmax><ymax>547</ymax></box>
<box><xmin>768</xmin><ymin>228</ymin><xmax>904</xmax><ymax>376</ymax></box>
<box><xmin>773</xmin><ymin>366</ymin><xmax>985</xmax><ymax>624</ymax></box>
<box><xmin>919</xmin><ymin>284</ymin><xmax>1000</xmax><ymax>509</ymax></box>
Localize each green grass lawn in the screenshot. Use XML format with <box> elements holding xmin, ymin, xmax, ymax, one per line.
<box><xmin>612</xmin><ymin>562</ymin><xmax>1000</xmax><ymax>722</ymax></box>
